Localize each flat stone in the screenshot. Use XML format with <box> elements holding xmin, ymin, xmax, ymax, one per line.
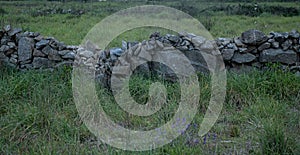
<box><xmin>36</xmin><ymin>39</ymin><xmax>50</xmax><ymax>49</ymax></box>
<box><xmin>260</xmin><ymin>49</ymin><xmax>297</xmax><ymax>65</ymax></box>
<box><xmin>221</xmin><ymin>49</ymin><xmax>235</xmax><ymax>61</ymax></box>
<box><xmin>234</xmin><ymin>37</ymin><xmax>245</xmax><ymax>47</ymax></box>
<box><xmin>42</xmin><ymin>45</ymin><xmax>52</xmax><ymax>55</ymax></box>
<box><xmin>62</xmin><ymin>52</ymin><xmax>75</xmax><ymax>60</ymax></box>
<box><xmin>79</xmin><ymin>50</ymin><xmax>94</xmax><ymax>58</ymax></box>
<box><xmin>232</xmin><ymin>53</ymin><xmax>256</xmax><ymax>64</ymax></box>
<box><xmin>8</xmin><ymin>28</ymin><xmax>22</xmax><ymax>36</ymax></box>
<box><xmin>32</xmin><ymin>57</ymin><xmax>53</xmax><ymax>68</ymax></box>
<box><xmin>33</xmin><ymin>49</ymin><xmax>46</xmax><ymax>57</ymax></box>
<box><xmin>18</xmin><ymin>37</ymin><xmax>34</xmax><ymax>62</ymax></box>
<box><xmin>258</xmin><ymin>42</ymin><xmax>271</xmax><ymax>51</ymax></box>
<box><xmin>241</xmin><ymin>29</ymin><xmax>268</xmax><ymax>45</ymax></box>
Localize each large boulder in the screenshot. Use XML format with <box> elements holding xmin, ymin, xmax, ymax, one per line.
<box><xmin>260</xmin><ymin>49</ymin><xmax>297</xmax><ymax>65</ymax></box>
<box><xmin>241</xmin><ymin>29</ymin><xmax>268</xmax><ymax>45</ymax></box>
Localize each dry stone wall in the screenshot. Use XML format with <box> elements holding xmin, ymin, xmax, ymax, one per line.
<box><xmin>1</xmin><ymin>25</ymin><xmax>300</xmax><ymax>86</ymax></box>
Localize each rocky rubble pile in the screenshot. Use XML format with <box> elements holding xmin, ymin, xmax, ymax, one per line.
<box><xmin>0</xmin><ymin>25</ymin><xmax>78</xmax><ymax>69</ymax></box>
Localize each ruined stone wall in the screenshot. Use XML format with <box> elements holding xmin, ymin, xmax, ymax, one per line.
<box><xmin>1</xmin><ymin>25</ymin><xmax>300</xmax><ymax>81</ymax></box>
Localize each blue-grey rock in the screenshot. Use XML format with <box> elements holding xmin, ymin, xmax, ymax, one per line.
<box><xmin>241</xmin><ymin>29</ymin><xmax>268</xmax><ymax>45</ymax></box>
<box><xmin>36</xmin><ymin>40</ymin><xmax>50</xmax><ymax>49</ymax></box>
<box><xmin>18</xmin><ymin>37</ymin><xmax>34</xmax><ymax>62</ymax></box>
<box><xmin>260</xmin><ymin>49</ymin><xmax>297</xmax><ymax>65</ymax></box>
<box><xmin>232</xmin><ymin>53</ymin><xmax>256</xmax><ymax>64</ymax></box>
<box><xmin>110</xmin><ymin>47</ymin><xmax>124</xmax><ymax>57</ymax></box>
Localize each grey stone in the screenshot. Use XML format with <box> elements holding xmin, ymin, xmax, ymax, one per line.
<box><xmin>79</xmin><ymin>50</ymin><xmax>94</xmax><ymax>58</ymax></box>
<box><xmin>239</xmin><ymin>48</ymin><xmax>248</xmax><ymax>53</ymax></box>
<box><xmin>62</xmin><ymin>52</ymin><xmax>75</xmax><ymax>60</ymax></box>
<box><xmin>241</xmin><ymin>29</ymin><xmax>268</xmax><ymax>45</ymax></box>
<box><xmin>258</xmin><ymin>42</ymin><xmax>271</xmax><ymax>51</ymax></box>
<box><xmin>110</xmin><ymin>48</ymin><xmax>124</xmax><ymax>57</ymax></box>
<box><xmin>1</xmin><ymin>36</ymin><xmax>10</xmax><ymax>45</ymax></box>
<box><xmin>18</xmin><ymin>37</ymin><xmax>34</xmax><ymax>62</ymax></box>
<box><xmin>7</xmin><ymin>42</ymin><xmax>16</xmax><ymax>49</ymax></box>
<box><xmin>289</xmin><ymin>30</ymin><xmax>300</xmax><ymax>39</ymax></box>
<box><xmin>168</xmin><ymin>35</ymin><xmax>180</xmax><ymax>43</ymax></box>
<box><xmin>42</xmin><ymin>45</ymin><xmax>52</xmax><ymax>55</ymax></box>
<box><xmin>226</xmin><ymin>43</ymin><xmax>238</xmax><ymax>51</ymax></box>
<box><xmin>36</xmin><ymin>40</ymin><xmax>50</xmax><ymax>49</ymax></box>
<box><xmin>232</xmin><ymin>53</ymin><xmax>256</xmax><ymax>64</ymax></box>
<box><xmin>8</xmin><ymin>28</ymin><xmax>22</xmax><ymax>36</ymax></box>
<box><xmin>58</xmin><ymin>50</ymin><xmax>71</xmax><ymax>56</ymax></box>
<box><xmin>272</xmin><ymin>41</ymin><xmax>280</xmax><ymax>49</ymax></box>
<box><xmin>9</xmin><ymin>57</ymin><xmax>17</xmax><ymax>64</ymax></box>
<box><xmin>217</xmin><ymin>38</ymin><xmax>231</xmax><ymax>46</ymax></box>
<box><xmin>48</xmin><ymin>49</ymin><xmax>62</xmax><ymax>61</ymax></box>
<box><xmin>281</xmin><ymin>40</ymin><xmax>292</xmax><ymax>51</ymax></box>
<box><xmin>221</xmin><ymin>49</ymin><xmax>235</xmax><ymax>61</ymax></box>
<box><xmin>234</xmin><ymin>37</ymin><xmax>245</xmax><ymax>47</ymax></box>
<box><xmin>191</xmin><ymin>36</ymin><xmax>206</xmax><ymax>47</ymax></box>
<box><xmin>4</xmin><ymin>49</ymin><xmax>15</xmax><ymax>56</ymax></box>
<box><xmin>268</xmin><ymin>39</ymin><xmax>275</xmax><ymax>43</ymax></box>
<box><xmin>32</xmin><ymin>57</ymin><xmax>53</xmax><ymax>68</ymax></box>
<box><xmin>33</xmin><ymin>49</ymin><xmax>46</xmax><ymax>57</ymax></box>
<box><xmin>0</xmin><ymin>45</ymin><xmax>9</xmax><ymax>52</ymax></box>
<box><xmin>3</xmin><ymin>25</ymin><xmax>11</xmax><ymax>32</ymax></box>
<box><xmin>271</xmin><ymin>32</ymin><xmax>286</xmax><ymax>43</ymax></box>
<box><xmin>260</xmin><ymin>49</ymin><xmax>297</xmax><ymax>65</ymax></box>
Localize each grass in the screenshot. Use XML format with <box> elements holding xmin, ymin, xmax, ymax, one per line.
<box><xmin>0</xmin><ymin>65</ymin><xmax>299</xmax><ymax>154</ymax></box>
<box><xmin>0</xmin><ymin>0</ymin><xmax>300</xmax><ymax>154</ymax></box>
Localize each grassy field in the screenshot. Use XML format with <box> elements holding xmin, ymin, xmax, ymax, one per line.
<box><xmin>1</xmin><ymin>0</ymin><xmax>300</xmax><ymax>154</ymax></box>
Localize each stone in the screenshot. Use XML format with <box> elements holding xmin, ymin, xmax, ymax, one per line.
<box><xmin>62</xmin><ymin>52</ymin><xmax>75</xmax><ymax>60</ymax></box>
<box><xmin>3</xmin><ymin>25</ymin><xmax>11</xmax><ymax>32</ymax></box>
<box><xmin>168</xmin><ymin>35</ymin><xmax>180</xmax><ymax>43</ymax></box>
<box><xmin>4</xmin><ymin>49</ymin><xmax>15</xmax><ymax>56</ymax></box>
<box><xmin>48</xmin><ymin>49</ymin><xmax>62</xmax><ymax>61</ymax></box>
<box><xmin>260</xmin><ymin>49</ymin><xmax>297</xmax><ymax>65</ymax></box>
<box><xmin>110</xmin><ymin>48</ymin><xmax>124</xmax><ymax>57</ymax></box>
<box><xmin>18</xmin><ymin>37</ymin><xmax>34</xmax><ymax>62</ymax></box>
<box><xmin>272</xmin><ymin>41</ymin><xmax>280</xmax><ymax>49</ymax></box>
<box><xmin>191</xmin><ymin>36</ymin><xmax>206</xmax><ymax>48</ymax></box>
<box><xmin>1</xmin><ymin>36</ymin><xmax>10</xmax><ymax>45</ymax></box>
<box><xmin>32</xmin><ymin>57</ymin><xmax>53</xmax><ymax>68</ymax></box>
<box><xmin>217</xmin><ymin>38</ymin><xmax>231</xmax><ymax>46</ymax></box>
<box><xmin>281</xmin><ymin>40</ymin><xmax>292</xmax><ymax>51</ymax></box>
<box><xmin>7</xmin><ymin>42</ymin><xmax>16</xmax><ymax>49</ymax></box>
<box><xmin>8</xmin><ymin>28</ymin><xmax>22</xmax><ymax>36</ymax></box>
<box><xmin>234</xmin><ymin>37</ymin><xmax>245</xmax><ymax>47</ymax></box>
<box><xmin>258</xmin><ymin>42</ymin><xmax>271</xmax><ymax>51</ymax></box>
<box><xmin>0</xmin><ymin>45</ymin><xmax>9</xmax><ymax>52</ymax></box>
<box><xmin>58</xmin><ymin>50</ymin><xmax>71</xmax><ymax>56</ymax></box>
<box><xmin>42</xmin><ymin>45</ymin><xmax>52</xmax><ymax>55</ymax></box>
<box><xmin>241</xmin><ymin>29</ymin><xmax>268</xmax><ymax>45</ymax></box>
<box><xmin>289</xmin><ymin>30</ymin><xmax>300</xmax><ymax>39</ymax></box>
<box><xmin>79</xmin><ymin>50</ymin><xmax>94</xmax><ymax>58</ymax></box>
<box><xmin>271</xmin><ymin>32</ymin><xmax>285</xmax><ymax>43</ymax></box>
<box><xmin>36</xmin><ymin>39</ymin><xmax>50</xmax><ymax>49</ymax></box>
<box><xmin>239</xmin><ymin>48</ymin><xmax>248</xmax><ymax>53</ymax></box>
<box><xmin>232</xmin><ymin>53</ymin><xmax>256</xmax><ymax>64</ymax></box>
<box><xmin>221</xmin><ymin>49</ymin><xmax>235</xmax><ymax>61</ymax></box>
<box><xmin>9</xmin><ymin>57</ymin><xmax>17</xmax><ymax>64</ymax></box>
<box><xmin>226</xmin><ymin>43</ymin><xmax>238</xmax><ymax>51</ymax></box>
<box><xmin>33</xmin><ymin>49</ymin><xmax>46</xmax><ymax>57</ymax></box>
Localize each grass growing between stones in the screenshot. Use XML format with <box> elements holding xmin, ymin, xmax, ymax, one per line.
<box><xmin>0</xmin><ymin>65</ymin><xmax>299</xmax><ymax>154</ymax></box>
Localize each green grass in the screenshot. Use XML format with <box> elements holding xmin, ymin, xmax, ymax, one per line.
<box><xmin>0</xmin><ymin>65</ymin><xmax>299</xmax><ymax>154</ymax></box>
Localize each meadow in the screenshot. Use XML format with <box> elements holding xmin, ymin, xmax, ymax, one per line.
<box><xmin>0</xmin><ymin>0</ymin><xmax>300</xmax><ymax>154</ymax></box>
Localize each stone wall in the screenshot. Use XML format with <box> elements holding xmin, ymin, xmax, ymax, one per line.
<box><xmin>1</xmin><ymin>25</ymin><xmax>300</xmax><ymax>85</ymax></box>
<box><xmin>0</xmin><ymin>25</ymin><xmax>78</xmax><ymax>70</ymax></box>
